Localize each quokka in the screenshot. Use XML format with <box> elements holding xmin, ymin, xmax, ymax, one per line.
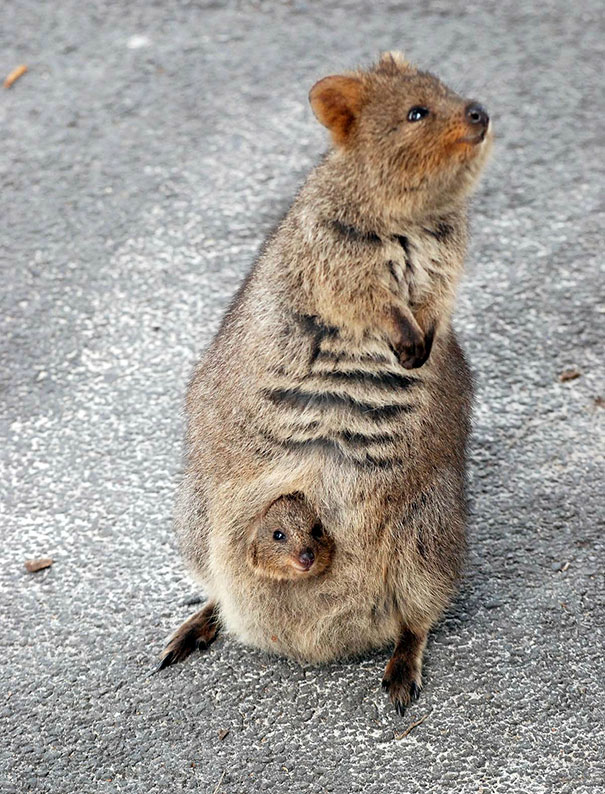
<box><xmin>246</xmin><ymin>492</ymin><xmax>334</xmax><ymax>581</ymax></box>
<box><xmin>159</xmin><ymin>51</ymin><xmax>492</xmax><ymax>714</ymax></box>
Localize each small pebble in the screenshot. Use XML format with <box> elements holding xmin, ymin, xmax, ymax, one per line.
<box><xmin>127</xmin><ymin>34</ymin><xmax>151</xmax><ymax>49</ymax></box>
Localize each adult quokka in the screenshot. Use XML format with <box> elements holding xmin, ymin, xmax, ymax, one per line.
<box><xmin>160</xmin><ymin>52</ymin><xmax>492</xmax><ymax>714</ymax></box>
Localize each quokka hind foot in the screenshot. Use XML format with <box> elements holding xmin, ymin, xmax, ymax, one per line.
<box><xmin>381</xmin><ymin>627</ymin><xmax>427</xmax><ymax>715</ymax></box>
<box><xmin>156</xmin><ymin>601</ymin><xmax>220</xmax><ymax>671</ymax></box>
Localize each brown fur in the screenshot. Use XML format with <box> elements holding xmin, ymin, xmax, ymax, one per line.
<box><xmin>247</xmin><ymin>493</ymin><xmax>334</xmax><ymax>581</ymax></box>
<box><xmin>164</xmin><ymin>52</ymin><xmax>492</xmax><ymax>712</ymax></box>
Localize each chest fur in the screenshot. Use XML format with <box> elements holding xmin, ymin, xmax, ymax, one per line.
<box><xmin>381</xmin><ymin>222</ymin><xmax>464</xmax><ymax>310</ymax></box>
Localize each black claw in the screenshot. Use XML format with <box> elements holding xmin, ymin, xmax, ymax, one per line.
<box><xmin>410</xmin><ymin>682</ymin><xmax>421</xmax><ymax>702</ymax></box>
<box><xmin>381</xmin><ymin>678</ymin><xmax>390</xmax><ymax>690</ymax></box>
<box><xmin>395</xmin><ymin>700</ymin><xmax>407</xmax><ymax>716</ymax></box>
<box><xmin>152</xmin><ymin>653</ymin><xmax>174</xmax><ymax>674</ymax></box>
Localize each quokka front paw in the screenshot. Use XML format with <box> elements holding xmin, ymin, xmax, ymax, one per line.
<box><xmin>396</xmin><ymin>337</ymin><xmax>429</xmax><ymax>370</ymax></box>
<box><xmin>391</xmin><ymin>309</ymin><xmax>434</xmax><ymax>370</ymax></box>
<box><xmin>155</xmin><ymin>601</ymin><xmax>220</xmax><ymax>672</ymax></box>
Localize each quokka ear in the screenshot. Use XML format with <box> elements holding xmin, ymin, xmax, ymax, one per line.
<box><xmin>375</xmin><ymin>50</ymin><xmax>416</xmax><ymax>74</ymax></box>
<box><xmin>309</xmin><ymin>75</ymin><xmax>364</xmax><ymax>146</ymax></box>
<box><xmin>246</xmin><ymin>538</ymin><xmax>259</xmax><ymax>570</ymax></box>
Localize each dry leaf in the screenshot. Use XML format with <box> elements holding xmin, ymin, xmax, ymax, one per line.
<box><xmin>559</xmin><ymin>368</ymin><xmax>581</xmax><ymax>382</ymax></box>
<box><xmin>4</xmin><ymin>65</ymin><xmax>28</xmax><ymax>89</ymax></box>
<box><xmin>218</xmin><ymin>729</ymin><xmax>230</xmax><ymax>741</ymax></box>
<box><xmin>25</xmin><ymin>557</ymin><xmax>53</xmax><ymax>573</ymax></box>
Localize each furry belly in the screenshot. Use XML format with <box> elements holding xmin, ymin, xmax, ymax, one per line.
<box><xmin>204</xmin><ymin>531</ymin><xmax>400</xmax><ymax>663</ymax></box>
<box><xmin>214</xmin><ymin>572</ymin><xmax>400</xmax><ymax>663</ymax></box>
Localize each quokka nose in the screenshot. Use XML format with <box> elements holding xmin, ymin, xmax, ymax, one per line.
<box><xmin>299</xmin><ymin>548</ymin><xmax>315</xmax><ymax>567</ymax></box>
<box><xmin>465</xmin><ymin>103</ymin><xmax>489</xmax><ymax>128</ymax></box>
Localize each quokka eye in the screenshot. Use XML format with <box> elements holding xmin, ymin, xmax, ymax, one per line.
<box><xmin>273</xmin><ymin>530</ymin><xmax>286</xmax><ymax>541</ymax></box>
<box><xmin>311</xmin><ymin>522</ymin><xmax>323</xmax><ymax>540</ymax></box>
<box><xmin>407</xmin><ymin>106</ymin><xmax>429</xmax><ymax>122</ymax></box>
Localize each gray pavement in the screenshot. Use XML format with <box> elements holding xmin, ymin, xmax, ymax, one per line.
<box><xmin>1</xmin><ymin>1</ymin><xmax>604</xmax><ymax>792</ymax></box>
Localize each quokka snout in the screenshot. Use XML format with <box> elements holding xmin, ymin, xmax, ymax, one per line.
<box><xmin>160</xmin><ymin>51</ymin><xmax>492</xmax><ymax>715</ymax></box>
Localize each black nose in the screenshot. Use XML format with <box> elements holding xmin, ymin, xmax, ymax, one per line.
<box><xmin>299</xmin><ymin>548</ymin><xmax>315</xmax><ymax>567</ymax></box>
<box><xmin>465</xmin><ymin>103</ymin><xmax>489</xmax><ymax>128</ymax></box>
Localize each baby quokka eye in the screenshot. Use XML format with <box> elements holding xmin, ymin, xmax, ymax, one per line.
<box><xmin>273</xmin><ymin>530</ymin><xmax>286</xmax><ymax>541</ymax></box>
<box><xmin>407</xmin><ymin>106</ymin><xmax>430</xmax><ymax>122</ymax></box>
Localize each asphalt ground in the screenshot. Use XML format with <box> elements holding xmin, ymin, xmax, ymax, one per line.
<box><xmin>1</xmin><ymin>1</ymin><xmax>603</xmax><ymax>792</ymax></box>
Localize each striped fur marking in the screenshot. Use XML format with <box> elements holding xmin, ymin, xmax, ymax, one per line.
<box><xmin>259</xmin><ymin>430</ymin><xmax>401</xmax><ymax>470</ymax></box>
<box><xmin>337</xmin><ymin>428</ymin><xmax>401</xmax><ymax>447</ymax></box>
<box><xmin>394</xmin><ymin>234</ymin><xmax>414</xmax><ymax>276</ymax></box>
<box><xmin>404</xmin><ymin>492</ymin><xmax>430</xmax><ymax>522</ymax></box>
<box><xmin>262</xmin><ymin>387</ymin><xmax>415</xmax><ymax>420</ymax></box>
<box><xmin>295</xmin><ymin>312</ymin><xmax>339</xmax><ymax>364</ymax></box>
<box><xmin>394</xmin><ymin>234</ymin><xmax>411</xmax><ymax>261</ymax></box>
<box><xmin>315</xmin><ymin>369</ymin><xmax>420</xmax><ymax>390</ymax></box>
<box><xmin>296</xmin><ymin>313</ymin><xmax>339</xmax><ymax>336</ymax></box>
<box><xmin>315</xmin><ymin>350</ymin><xmax>392</xmax><ymax>365</ymax></box>
<box><xmin>274</xmin><ymin>423</ymin><xmax>402</xmax><ymax>449</ymax></box>
<box><xmin>330</xmin><ymin>219</ymin><xmax>383</xmax><ymax>246</ymax></box>
<box><xmin>423</xmin><ymin>220</ymin><xmax>454</xmax><ymax>241</ymax></box>
<box><xmin>388</xmin><ymin>260</ymin><xmax>403</xmax><ymax>286</ymax></box>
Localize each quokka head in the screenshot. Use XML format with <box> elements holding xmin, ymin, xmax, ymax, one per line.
<box><xmin>247</xmin><ymin>493</ymin><xmax>334</xmax><ymax>581</ymax></box>
<box><xmin>309</xmin><ymin>51</ymin><xmax>492</xmax><ymax>214</ymax></box>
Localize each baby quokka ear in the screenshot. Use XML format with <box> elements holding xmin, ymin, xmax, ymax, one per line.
<box><xmin>246</xmin><ymin>537</ymin><xmax>259</xmax><ymax>571</ymax></box>
<box><xmin>309</xmin><ymin>74</ymin><xmax>364</xmax><ymax>146</ymax></box>
<box><xmin>375</xmin><ymin>50</ymin><xmax>416</xmax><ymax>74</ymax></box>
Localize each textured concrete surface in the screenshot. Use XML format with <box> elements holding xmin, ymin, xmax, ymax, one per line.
<box><xmin>1</xmin><ymin>1</ymin><xmax>603</xmax><ymax>792</ymax></box>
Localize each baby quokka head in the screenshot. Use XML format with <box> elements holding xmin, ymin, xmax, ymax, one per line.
<box><xmin>309</xmin><ymin>51</ymin><xmax>493</xmax><ymax>216</ymax></box>
<box><xmin>247</xmin><ymin>493</ymin><xmax>334</xmax><ymax>581</ymax></box>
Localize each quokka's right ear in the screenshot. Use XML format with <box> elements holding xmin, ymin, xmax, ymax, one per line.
<box><xmin>309</xmin><ymin>75</ymin><xmax>364</xmax><ymax>146</ymax></box>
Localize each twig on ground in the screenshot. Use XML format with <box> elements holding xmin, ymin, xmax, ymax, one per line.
<box><xmin>394</xmin><ymin>713</ymin><xmax>429</xmax><ymax>739</ymax></box>
<box><xmin>212</xmin><ymin>770</ymin><xmax>226</xmax><ymax>794</ymax></box>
